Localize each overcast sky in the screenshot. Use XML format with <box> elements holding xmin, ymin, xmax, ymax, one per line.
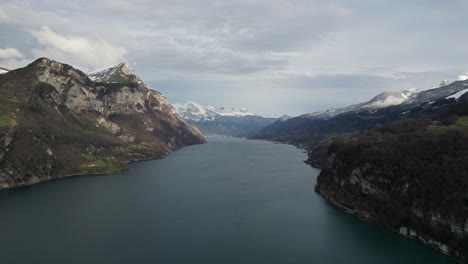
<box><xmin>0</xmin><ymin>0</ymin><xmax>467</xmax><ymax>116</ymax></box>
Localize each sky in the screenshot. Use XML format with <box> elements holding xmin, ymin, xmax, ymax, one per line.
<box><xmin>0</xmin><ymin>0</ymin><xmax>467</xmax><ymax>116</ymax></box>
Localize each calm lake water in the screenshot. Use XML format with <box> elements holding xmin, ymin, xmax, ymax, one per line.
<box><xmin>0</xmin><ymin>137</ymin><xmax>454</xmax><ymax>263</ymax></box>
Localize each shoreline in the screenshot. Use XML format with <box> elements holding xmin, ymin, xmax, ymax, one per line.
<box><xmin>260</xmin><ymin>136</ymin><xmax>459</xmax><ymax>262</ymax></box>
<box><xmin>0</xmin><ymin>152</ymin><xmax>176</xmax><ymax>192</ymax></box>
<box><xmin>314</xmin><ymin>185</ymin><xmax>460</xmax><ymax>263</ymax></box>
<box><xmin>258</xmin><ymin>138</ymin><xmax>460</xmax><ymax>263</ymax></box>
<box><xmin>0</xmin><ymin>139</ymin><xmax>210</xmax><ymax>192</ymax></box>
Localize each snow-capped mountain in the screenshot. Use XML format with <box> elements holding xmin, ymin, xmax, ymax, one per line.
<box><xmin>174</xmin><ymin>101</ymin><xmax>279</xmax><ymax>137</ymax></box>
<box><xmin>88</xmin><ymin>62</ymin><xmax>140</xmax><ymax>83</ymax></box>
<box><xmin>174</xmin><ymin>102</ymin><xmax>253</xmax><ymax>122</ymax></box>
<box><xmin>404</xmin><ymin>79</ymin><xmax>468</xmax><ymax>106</ymax></box>
<box><xmin>304</xmin><ymin>88</ymin><xmax>420</xmax><ymax>119</ymax></box>
<box><xmin>256</xmin><ymin>76</ymin><xmax>468</xmax><ymax>149</ymax></box>
<box><xmin>305</xmin><ymin>78</ymin><xmax>468</xmax><ymax>120</ymax></box>
<box><xmin>0</xmin><ymin>68</ymin><xmax>9</xmax><ymax>74</ymax></box>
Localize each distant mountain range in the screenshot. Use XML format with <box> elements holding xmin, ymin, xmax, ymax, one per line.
<box><xmin>174</xmin><ymin>101</ymin><xmax>287</xmax><ymax>138</ymax></box>
<box><xmin>174</xmin><ymin>101</ymin><xmax>254</xmax><ymax>122</ymax></box>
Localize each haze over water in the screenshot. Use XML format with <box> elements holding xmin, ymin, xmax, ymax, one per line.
<box><xmin>0</xmin><ymin>137</ymin><xmax>454</xmax><ymax>263</ymax></box>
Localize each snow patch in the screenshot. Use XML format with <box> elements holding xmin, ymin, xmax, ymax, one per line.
<box><xmin>446</xmin><ymin>88</ymin><xmax>468</xmax><ymax>100</ymax></box>
<box><xmin>0</xmin><ymin>69</ymin><xmax>8</xmax><ymax>74</ymax></box>
<box><xmin>363</xmin><ymin>94</ymin><xmax>407</xmax><ymax>108</ymax></box>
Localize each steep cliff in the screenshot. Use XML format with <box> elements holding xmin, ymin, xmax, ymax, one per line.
<box><xmin>0</xmin><ymin>58</ymin><xmax>205</xmax><ymax>189</ymax></box>
<box><xmin>316</xmin><ymin>98</ymin><xmax>468</xmax><ymax>261</ymax></box>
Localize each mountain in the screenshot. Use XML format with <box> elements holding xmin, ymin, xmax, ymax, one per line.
<box><xmin>174</xmin><ymin>101</ymin><xmax>280</xmax><ymax>137</ymax></box>
<box><xmin>303</xmin><ymin>88</ymin><xmax>420</xmax><ymax>119</ymax></box>
<box><xmin>256</xmin><ymin>80</ymin><xmax>468</xmax><ymax>153</ymax></box>
<box><xmin>0</xmin><ymin>58</ymin><xmax>205</xmax><ymax>190</ymax></box>
<box><xmin>316</xmin><ymin>95</ymin><xmax>468</xmax><ymax>261</ymax></box>
<box><xmin>403</xmin><ymin>80</ymin><xmax>468</xmax><ymax>106</ymax></box>
<box><xmin>174</xmin><ymin>101</ymin><xmax>253</xmax><ymax>122</ymax></box>
<box><xmin>256</xmin><ymin>78</ymin><xmax>468</xmax><ymax>261</ymax></box>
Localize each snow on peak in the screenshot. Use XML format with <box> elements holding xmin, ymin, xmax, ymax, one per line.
<box><xmin>206</xmin><ymin>106</ymin><xmax>252</xmax><ymax>117</ymax></box>
<box><xmin>400</xmin><ymin>88</ymin><xmax>420</xmax><ymax>99</ymax></box>
<box><xmin>174</xmin><ymin>101</ymin><xmax>254</xmax><ymax>122</ymax></box>
<box><xmin>305</xmin><ymin>88</ymin><xmax>421</xmax><ymax>119</ymax></box>
<box><xmin>363</xmin><ymin>88</ymin><xmax>420</xmax><ymax>109</ymax></box>
<box><xmin>457</xmin><ymin>75</ymin><xmax>468</xmax><ymax>81</ymax></box>
<box><xmin>88</xmin><ymin>62</ymin><xmax>136</xmax><ymax>82</ymax></box>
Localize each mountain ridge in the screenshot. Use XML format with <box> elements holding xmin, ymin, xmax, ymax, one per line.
<box><xmin>174</xmin><ymin>101</ymin><xmax>281</xmax><ymax>137</ymax></box>
<box><xmin>174</xmin><ymin>101</ymin><xmax>257</xmax><ymax>121</ymax></box>
<box><xmin>303</xmin><ymin>88</ymin><xmax>420</xmax><ymax>120</ymax></box>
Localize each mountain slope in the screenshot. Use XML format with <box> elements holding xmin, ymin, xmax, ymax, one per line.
<box><xmin>403</xmin><ymin>80</ymin><xmax>468</xmax><ymax>106</ymax></box>
<box><xmin>175</xmin><ymin>101</ymin><xmax>278</xmax><ymax>137</ymax></box>
<box><xmin>256</xmin><ymin>80</ymin><xmax>468</xmax><ymax>165</ymax></box>
<box><xmin>0</xmin><ymin>58</ymin><xmax>205</xmax><ymax>189</ymax></box>
<box><xmin>316</xmin><ymin>95</ymin><xmax>468</xmax><ymax>261</ymax></box>
<box><xmin>304</xmin><ymin>88</ymin><xmax>419</xmax><ymax>119</ymax></box>
<box><xmin>256</xmin><ymin>78</ymin><xmax>468</xmax><ymax>260</ymax></box>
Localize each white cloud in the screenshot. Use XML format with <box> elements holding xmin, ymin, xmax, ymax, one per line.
<box><xmin>457</xmin><ymin>73</ymin><xmax>468</xmax><ymax>81</ymax></box>
<box><xmin>0</xmin><ymin>48</ymin><xmax>23</xmax><ymax>60</ymax></box>
<box><xmin>29</xmin><ymin>26</ymin><xmax>126</xmax><ymax>70</ymax></box>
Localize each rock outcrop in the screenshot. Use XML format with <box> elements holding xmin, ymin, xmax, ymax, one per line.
<box><xmin>0</xmin><ymin>58</ymin><xmax>205</xmax><ymax>189</ymax></box>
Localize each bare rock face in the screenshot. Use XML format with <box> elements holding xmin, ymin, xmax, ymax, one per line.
<box><xmin>0</xmin><ymin>58</ymin><xmax>205</xmax><ymax>189</ymax></box>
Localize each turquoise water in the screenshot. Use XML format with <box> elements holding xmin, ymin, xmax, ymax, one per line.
<box><xmin>0</xmin><ymin>137</ymin><xmax>454</xmax><ymax>263</ymax></box>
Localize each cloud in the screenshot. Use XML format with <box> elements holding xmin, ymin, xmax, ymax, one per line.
<box><xmin>29</xmin><ymin>26</ymin><xmax>126</xmax><ymax>70</ymax></box>
<box><xmin>458</xmin><ymin>71</ymin><xmax>468</xmax><ymax>81</ymax></box>
<box><xmin>0</xmin><ymin>1</ymin><xmax>467</xmax><ymax>115</ymax></box>
<box><xmin>0</xmin><ymin>48</ymin><xmax>23</xmax><ymax>60</ymax></box>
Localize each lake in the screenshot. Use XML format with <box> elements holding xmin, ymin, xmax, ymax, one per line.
<box><xmin>0</xmin><ymin>137</ymin><xmax>454</xmax><ymax>263</ymax></box>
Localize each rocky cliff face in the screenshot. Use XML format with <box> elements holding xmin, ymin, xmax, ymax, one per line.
<box><xmin>0</xmin><ymin>58</ymin><xmax>205</xmax><ymax>189</ymax></box>
<box><xmin>315</xmin><ymin>108</ymin><xmax>468</xmax><ymax>261</ymax></box>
